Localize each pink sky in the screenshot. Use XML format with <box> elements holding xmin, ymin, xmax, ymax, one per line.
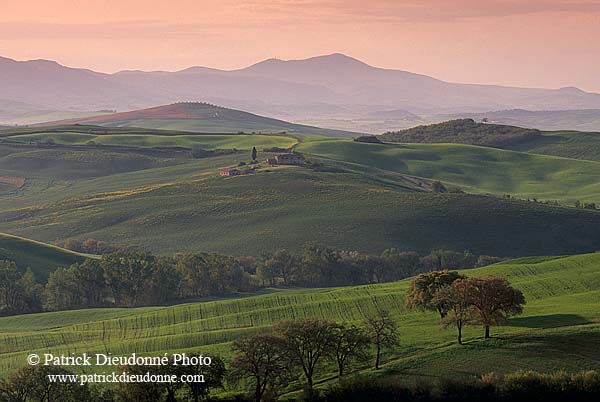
<box><xmin>2</xmin><ymin>0</ymin><xmax>599</xmax><ymax>91</ymax></box>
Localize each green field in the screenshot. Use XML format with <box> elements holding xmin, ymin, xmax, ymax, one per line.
<box><xmin>506</xmin><ymin>130</ymin><xmax>600</xmax><ymax>161</ymax></box>
<box><xmin>0</xmin><ymin>252</ymin><xmax>598</xmax><ymax>382</ymax></box>
<box><xmin>5</xmin><ymin>132</ymin><xmax>298</xmax><ymax>151</ymax></box>
<box><xmin>3</xmin><ymin>161</ymin><xmax>600</xmax><ymax>257</ymax></box>
<box><xmin>2</xmin><ymin>128</ymin><xmax>600</xmax><ymax>258</ymax></box>
<box><xmin>34</xmin><ymin>103</ymin><xmax>358</xmax><ymax>138</ymax></box>
<box><xmin>0</xmin><ymin>233</ymin><xmax>89</xmax><ymax>280</ymax></box>
<box><xmin>297</xmin><ymin>139</ymin><xmax>600</xmax><ymax>204</ymax></box>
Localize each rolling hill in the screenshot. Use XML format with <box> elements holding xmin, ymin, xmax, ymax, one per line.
<box><xmin>0</xmin><ymin>251</ymin><xmax>598</xmax><ymax>382</ymax></box>
<box><xmin>297</xmin><ymin>139</ymin><xmax>600</xmax><ymax>204</ymax></box>
<box><xmin>377</xmin><ymin>119</ymin><xmax>600</xmax><ymax>162</ymax></box>
<box><xmin>2</xmin><ymin>155</ymin><xmax>600</xmax><ymax>257</ymax></box>
<box><xmin>0</xmin><ymin>233</ymin><xmax>88</xmax><ymax>280</ymax></box>
<box><xmin>35</xmin><ymin>102</ymin><xmax>357</xmax><ymax>137</ymax></box>
<box><xmin>379</xmin><ymin>119</ymin><xmax>542</xmax><ymax>147</ymax></box>
<box><xmin>450</xmin><ymin>109</ymin><xmax>600</xmax><ymax>132</ymax></box>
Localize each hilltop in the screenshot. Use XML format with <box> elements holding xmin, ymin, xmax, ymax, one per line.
<box><xmin>379</xmin><ymin>119</ymin><xmax>543</xmax><ymax>148</ymax></box>
<box><xmin>0</xmin><ymin>233</ymin><xmax>88</xmax><ymax>280</ymax></box>
<box><xmin>377</xmin><ymin>118</ymin><xmax>600</xmax><ymax>161</ymax></box>
<box><xmin>35</xmin><ymin>102</ymin><xmax>357</xmax><ymax>137</ymax></box>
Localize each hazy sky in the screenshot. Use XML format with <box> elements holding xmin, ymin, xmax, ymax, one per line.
<box><xmin>2</xmin><ymin>0</ymin><xmax>600</xmax><ymax>91</ymax></box>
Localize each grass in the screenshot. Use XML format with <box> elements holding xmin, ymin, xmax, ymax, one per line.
<box><xmin>0</xmin><ymin>233</ymin><xmax>89</xmax><ymax>280</ymax></box>
<box><xmin>297</xmin><ymin>139</ymin><xmax>600</xmax><ymax>204</ymax></box>
<box><xmin>0</xmin><ymin>252</ymin><xmax>598</xmax><ymax>381</ymax></box>
<box><xmin>2</xmin><ymin>165</ymin><xmax>600</xmax><ymax>258</ymax></box>
<box><xmin>507</xmin><ymin>130</ymin><xmax>600</xmax><ymax>162</ymax></box>
<box><xmin>4</xmin><ymin>132</ymin><xmax>298</xmax><ymax>151</ymax></box>
<box><xmin>36</xmin><ymin>103</ymin><xmax>358</xmax><ymax>138</ymax></box>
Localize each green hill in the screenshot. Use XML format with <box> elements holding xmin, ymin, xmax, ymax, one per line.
<box><xmin>36</xmin><ymin>102</ymin><xmax>358</xmax><ymax>137</ymax></box>
<box><xmin>506</xmin><ymin>130</ymin><xmax>600</xmax><ymax>161</ymax></box>
<box><xmin>0</xmin><ymin>252</ymin><xmax>598</xmax><ymax>380</ymax></box>
<box><xmin>0</xmin><ymin>123</ymin><xmax>300</xmax><ymax>151</ymax></box>
<box><xmin>378</xmin><ymin>118</ymin><xmax>600</xmax><ymax>162</ymax></box>
<box><xmin>379</xmin><ymin>119</ymin><xmax>542</xmax><ymax>147</ymax></box>
<box><xmin>297</xmin><ymin>139</ymin><xmax>600</xmax><ymax>204</ymax></box>
<box><xmin>0</xmin><ymin>233</ymin><xmax>88</xmax><ymax>280</ymax></box>
<box><xmin>2</xmin><ymin>164</ymin><xmax>600</xmax><ymax>258</ymax></box>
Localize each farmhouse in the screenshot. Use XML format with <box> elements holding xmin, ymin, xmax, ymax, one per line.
<box><xmin>219</xmin><ymin>168</ymin><xmax>241</xmax><ymax>177</ymax></box>
<box><xmin>268</xmin><ymin>153</ymin><xmax>305</xmax><ymax>166</ymax></box>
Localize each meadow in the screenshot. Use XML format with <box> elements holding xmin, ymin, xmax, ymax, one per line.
<box><xmin>297</xmin><ymin>139</ymin><xmax>600</xmax><ymax>204</ymax></box>
<box><xmin>0</xmin><ymin>252</ymin><xmax>598</xmax><ymax>384</ymax></box>
<box><xmin>3</xmin><ymin>163</ymin><xmax>600</xmax><ymax>257</ymax></box>
<box><xmin>506</xmin><ymin>130</ymin><xmax>600</xmax><ymax>161</ymax></box>
<box><xmin>5</xmin><ymin>132</ymin><xmax>298</xmax><ymax>151</ymax></box>
<box><xmin>0</xmin><ymin>233</ymin><xmax>88</xmax><ymax>279</ymax></box>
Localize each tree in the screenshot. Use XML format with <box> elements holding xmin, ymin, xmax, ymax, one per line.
<box><xmin>230</xmin><ymin>334</ymin><xmax>291</xmax><ymax>402</ymax></box>
<box><xmin>142</xmin><ymin>256</ymin><xmax>180</xmax><ymax>305</ymax></box>
<box><xmin>260</xmin><ymin>249</ymin><xmax>299</xmax><ymax>286</ymax></box>
<box><xmin>252</xmin><ymin>146</ymin><xmax>257</xmax><ymax>161</ymax></box>
<box><xmin>0</xmin><ymin>261</ymin><xmax>40</xmax><ymax>316</ymax></box>
<box><xmin>0</xmin><ymin>365</ymin><xmax>93</xmax><ymax>402</ymax></box>
<box><xmin>433</xmin><ymin>282</ymin><xmax>474</xmax><ymax>344</ymax></box>
<box><xmin>364</xmin><ymin>309</ymin><xmax>399</xmax><ymax>369</ymax></box>
<box><xmin>461</xmin><ymin>276</ymin><xmax>526</xmax><ymax>338</ymax></box>
<box><xmin>180</xmin><ymin>355</ymin><xmax>226</xmax><ymax>402</ymax></box>
<box><xmin>115</xmin><ymin>364</ymin><xmax>167</xmax><ymax>402</ymax></box>
<box><xmin>45</xmin><ymin>260</ymin><xmax>106</xmax><ymax>311</ymax></box>
<box><xmin>332</xmin><ymin>325</ymin><xmax>370</xmax><ymax>377</ymax></box>
<box><xmin>18</xmin><ymin>268</ymin><xmax>43</xmax><ymax>313</ymax></box>
<box><xmin>101</xmin><ymin>251</ymin><xmax>157</xmax><ymax>307</ymax></box>
<box><xmin>274</xmin><ymin>319</ymin><xmax>339</xmax><ymax>389</ymax></box>
<box><xmin>405</xmin><ymin>270</ymin><xmax>466</xmax><ymax>318</ymax></box>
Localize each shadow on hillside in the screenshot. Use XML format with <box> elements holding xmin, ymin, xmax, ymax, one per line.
<box><xmin>507</xmin><ymin>314</ymin><xmax>592</xmax><ymax>328</ymax></box>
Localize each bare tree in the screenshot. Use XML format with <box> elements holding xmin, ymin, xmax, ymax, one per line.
<box><xmin>274</xmin><ymin>319</ymin><xmax>339</xmax><ymax>389</ymax></box>
<box><xmin>364</xmin><ymin>309</ymin><xmax>400</xmax><ymax>369</ymax></box>
<box><xmin>230</xmin><ymin>334</ymin><xmax>290</xmax><ymax>402</ymax></box>
<box><xmin>332</xmin><ymin>324</ymin><xmax>370</xmax><ymax>377</ymax></box>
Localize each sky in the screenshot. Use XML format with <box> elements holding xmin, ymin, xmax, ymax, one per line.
<box><xmin>1</xmin><ymin>0</ymin><xmax>600</xmax><ymax>92</ymax></box>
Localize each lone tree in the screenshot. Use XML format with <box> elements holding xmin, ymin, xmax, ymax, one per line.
<box><xmin>433</xmin><ymin>281</ymin><xmax>474</xmax><ymax>344</ymax></box>
<box><xmin>364</xmin><ymin>309</ymin><xmax>399</xmax><ymax>369</ymax></box>
<box><xmin>274</xmin><ymin>319</ymin><xmax>339</xmax><ymax>389</ymax></box>
<box><xmin>332</xmin><ymin>324</ymin><xmax>370</xmax><ymax>377</ymax></box>
<box><xmin>230</xmin><ymin>334</ymin><xmax>290</xmax><ymax>402</ymax></box>
<box><xmin>252</xmin><ymin>146</ymin><xmax>257</xmax><ymax>161</ymax></box>
<box><xmin>462</xmin><ymin>276</ymin><xmax>526</xmax><ymax>338</ymax></box>
<box><xmin>405</xmin><ymin>270</ymin><xmax>466</xmax><ymax>318</ymax></box>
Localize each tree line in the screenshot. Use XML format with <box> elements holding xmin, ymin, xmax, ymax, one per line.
<box><xmin>0</xmin><ymin>245</ymin><xmax>504</xmax><ymax>316</ymax></box>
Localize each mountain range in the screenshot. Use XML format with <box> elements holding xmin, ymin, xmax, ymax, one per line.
<box><xmin>2</xmin><ymin>53</ymin><xmax>600</xmax><ymax>127</ymax></box>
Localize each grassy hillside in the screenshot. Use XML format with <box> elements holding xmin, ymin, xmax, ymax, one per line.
<box><xmin>0</xmin><ymin>252</ymin><xmax>598</xmax><ymax>380</ymax></box>
<box><xmin>4</xmin><ymin>132</ymin><xmax>298</xmax><ymax>151</ymax></box>
<box><xmin>297</xmin><ymin>139</ymin><xmax>600</xmax><ymax>204</ymax></box>
<box><xmin>2</xmin><ymin>163</ymin><xmax>600</xmax><ymax>257</ymax></box>
<box><xmin>38</xmin><ymin>103</ymin><xmax>358</xmax><ymax>137</ymax></box>
<box><xmin>0</xmin><ymin>233</ymin><xmax>88</xmax><ymax>280</ymax></box>
<box><xmin>377</xmin><ymin>118</ymin><xmax>600</xmax><ymax>162</ymax></box>
<box><xmin>506</xmin><ymin>130</ymin><xmax>600</xmax><ymax>161</ymax></box>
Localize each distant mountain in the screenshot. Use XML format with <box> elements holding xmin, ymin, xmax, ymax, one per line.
<box><xmin>38</xmin><ymin>102</ymin><xmax>359</xmax><ymax>137</ymax></box>
<box><xmin>2</xmin><ymin>53</ymin><xmax>600</xmax><ymax>122</ymax></box>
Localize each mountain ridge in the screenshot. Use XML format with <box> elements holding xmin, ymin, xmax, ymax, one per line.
<box><xmin>2</xmin><ymin>53</ymin><xmax>600</xmax><ymax>119</ymax></box>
